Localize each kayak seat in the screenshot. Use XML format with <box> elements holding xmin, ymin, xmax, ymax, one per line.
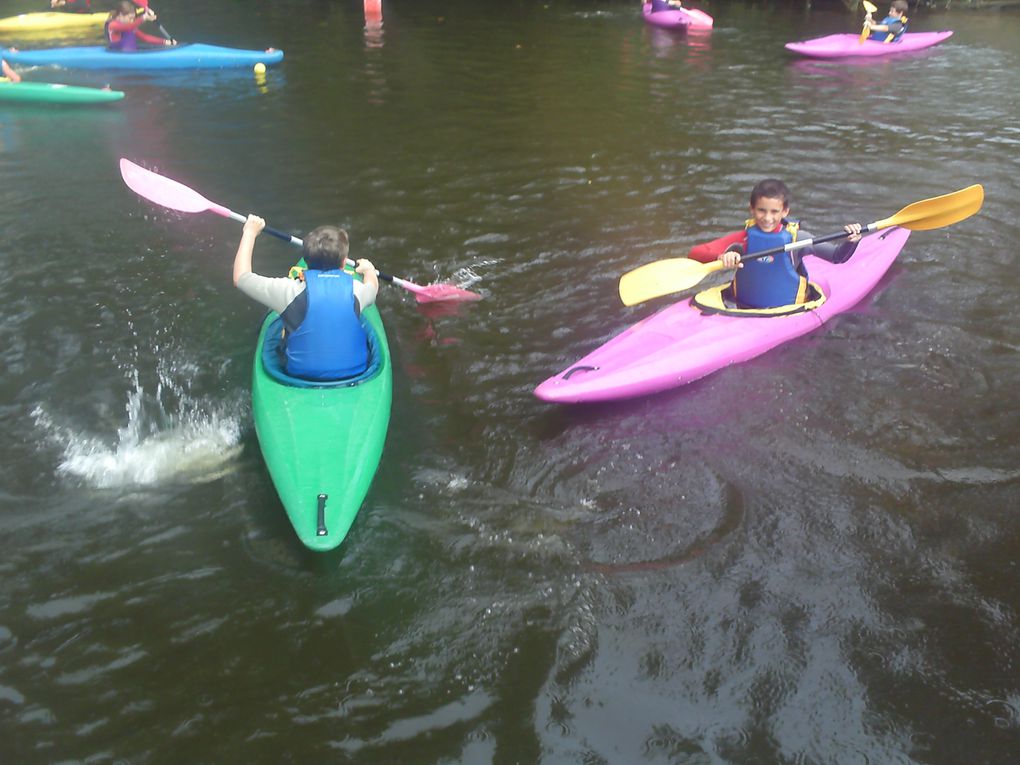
<box><xmin>693</xmin><ymin>282</ymin><xmax>827</xmax><ymax>317</ymax></box>
<box><xmin>260</xmin><ymin>315</ymin><xmax>383</xmax><ymax>388</ymax></box>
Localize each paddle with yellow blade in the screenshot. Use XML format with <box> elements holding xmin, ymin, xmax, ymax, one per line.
<box><xmin>618</xmin><ymin>184</ymin><xmax>984</xmax><ymax>307</ymax></box>
<box><xmin>859</xmin><ymin>0</ymin><xmax>878</xmax><ymax>44</ymax></box>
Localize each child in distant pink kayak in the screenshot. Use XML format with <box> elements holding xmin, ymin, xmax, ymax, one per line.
<box><xmin>687</xmin><ymin>179</ymin><xmax>863</xmax><ymax>309</ymax></box>
<box><xmin>864</xmin><ymin>0</ymin><xmax>909</xmax><ymax>43</ymax></box>
<box><xmin>649</xmin><ymin>0</ymin><xmax>684</xmax><ymax>12</ymax></box>
<box><xmin>105</xmin><ymin>1</ymin><xmax>173</xmax><ymax>51</ymax></box>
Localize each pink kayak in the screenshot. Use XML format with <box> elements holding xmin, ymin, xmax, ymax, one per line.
<box><xmin>642</xmin><ymin>4</ymin><xmax>714</xmax><ymax>31</ymax></box>
<box><xmin>785</xmin><ymin>31</ymin><xmax>952</xmax><ymax>59</ymax></box>
<box><xmin>534</xmin><ymin>228</ymin><xmax>910</xmax><ymax>404</ymax></box>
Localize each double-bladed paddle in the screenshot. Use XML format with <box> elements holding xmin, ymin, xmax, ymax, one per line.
<box><xmin>618</xmin><ymin>184</ymin><xmax>984</xmax><ymax>307</ymax></box>
<box><xmin>119</xmin><ymin>159</ymin><xmax>481</xmax><ymax>303</ymax></box>
<box><xmin>859</xmin><ymin>0</ymin><xmax>878</xmax><ymax>44</ymax></box>
<box><xmin>134</xmin><ymin>1</ymin><xmax>176</xmax><ymax>45</ymax></box>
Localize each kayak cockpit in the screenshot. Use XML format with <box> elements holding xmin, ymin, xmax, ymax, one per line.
<box><xmin>260</xmin><ymin>315</ymin><xmax>385</xmax><ymax>388</ymax></box>
<box><xmin>692</xmin><ymin>282</ymin><xmax>827</xmax><ymax>318</ymax></box>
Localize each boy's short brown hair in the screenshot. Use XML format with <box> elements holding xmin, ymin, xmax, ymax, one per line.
<box><xmin>750</xmin><ymin>179</ymin><xmax>791</xmax><ymax>208</ymax></box>
<box><xmin>302</xmin><ymin>226</ymin><xmax>350</xmax><ymax>270</ymax></box>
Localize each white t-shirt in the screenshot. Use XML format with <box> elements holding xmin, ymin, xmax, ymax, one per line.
<box><xmin>236</xmin><ymin>272</ymin><xmax>377</xmax><ymax>316</ymax></box>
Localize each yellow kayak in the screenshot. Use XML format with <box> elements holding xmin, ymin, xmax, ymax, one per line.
<box><xmin>0</xmin><ymin>12</ymin><xmax>108</xmax><ymax>33</ymax></box>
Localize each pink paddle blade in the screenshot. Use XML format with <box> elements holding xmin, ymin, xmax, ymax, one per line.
<box><xmin>119</xmin><ymin>158</ymin><xmax>228</xmax><ymax>216</ymax></box>
<box><xmin>413</xmin><ymin>284</ymin><xmax>483</xmax><ymax>304</ymax></box>
<box><xmin>391</xmin><ymin>277</ymin><xmax>482</xmax><ymax>303</ymax></box>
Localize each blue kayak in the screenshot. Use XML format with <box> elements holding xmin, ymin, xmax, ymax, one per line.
<box><xmin>0</xmin><ymin>43</ymin><xmax>283</xmax><ymax>70</ymax></box>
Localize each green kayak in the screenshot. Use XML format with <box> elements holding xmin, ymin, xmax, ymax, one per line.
<box><xmin>251</xmin><ymin>298</ymin><xmax>392</xmax><ymax>552</ymax></box>
<box><xmin>0</xmin><ymin>80</ymin><xmax>125</xmax><ymax>104</ymax></box>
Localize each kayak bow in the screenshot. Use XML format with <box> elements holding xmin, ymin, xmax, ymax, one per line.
<box><xmin>641</xmin><ymin>4</ymin><xmax>713</xmax><ymax>30</ymax></box>
<box><xmin>0</xmin><ymin>80</ymin><xmax>124</xmax><ymax>104</ymax></box>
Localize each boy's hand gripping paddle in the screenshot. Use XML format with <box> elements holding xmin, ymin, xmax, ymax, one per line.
<box><xmin>859</xmin><ymin>0</ymin><xmax>878</xmax><ymax>44</ymax></box>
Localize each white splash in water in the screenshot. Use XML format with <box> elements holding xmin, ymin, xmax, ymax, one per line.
<box><xmin>33</xmin><ymin>362</ymin><xmax>243</xmax><ymax>490</ymax></box>
<box><xmin>449</xmin><ymin>266</ymin><xmax>483</xmax><ymax>290</ymax></box>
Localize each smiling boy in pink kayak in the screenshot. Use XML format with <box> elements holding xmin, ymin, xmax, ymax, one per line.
<box><xmin>687</xmin><ymin>179</ymin><xmax>863</xmax><ymax>309</ymax></box>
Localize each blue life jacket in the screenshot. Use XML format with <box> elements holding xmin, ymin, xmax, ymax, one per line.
<box><xmin>283</xmin><ymin>269</ymin><xmax>369</xmax><ymax>381</ymax></box>
<box><xmin>732</xmin><ymin>220</ymin><xmax>808</xmax><ymax>309</ymax></box>
<box><xmin>870</xmin><ymin>14</ymin><xmax>908</xmax><ymax>43</ymax></box>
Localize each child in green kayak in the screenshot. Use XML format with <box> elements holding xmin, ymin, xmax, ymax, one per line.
<box><xmin>233</xmin><ymin>214</ymin><xmax>380</xmax><ymax>381</ymax></box>
<box><xmin>687</xmin><ymin>179</ymin><xmax>863</xmax><ymax>309</ymax></box>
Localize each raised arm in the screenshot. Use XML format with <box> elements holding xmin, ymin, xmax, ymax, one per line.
<box><xmin>233</xmin><ymin>215</ymin><xmax>266</xmax><ymax>286</ymax></box>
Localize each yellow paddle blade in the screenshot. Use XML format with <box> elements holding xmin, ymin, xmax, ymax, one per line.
<box><xmin>875</xmin><ymin>184</ymin><xmax>984</xmax><ymax>231</ymax></box>
<box><xmin>618</xmin><ymin>258</ymin><xmax>727</xmax><ymax>306</ymax></box>
<box><xmin>859</xmin><ymin>0</ymin><xmax>877</xmax><ymax>44</ymax></box>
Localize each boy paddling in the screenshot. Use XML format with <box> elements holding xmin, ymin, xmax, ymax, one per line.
<box><xmin>233</xmin><ymin>215</ymin><xmax>380</xmax><ymax>382</ymax></box>
<box><xmin>687</xmin><ymin>179</ymin><xmax>863</xmax><ymax>310</ymax></box>
<box><xmin>865</xmin><ymin>0</ymin><xmax>909</xmax><ymax>43</ymax></box>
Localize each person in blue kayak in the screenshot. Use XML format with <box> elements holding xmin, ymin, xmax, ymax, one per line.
<box><xmin>864</xmin><ymin>0</ymin><xmax>909</xmax><ymax>43</ymax></box>
<box><xmin>105</xmin><ymin>1</ymin><xmax>174</xmax><ymax>51</ymax></box>
<box><xmin>233</xmin><ymin>215</ymin><xmax>380</xmax><ymax>381</ymax></box>
<box><xmin>687</xmin><ymin>179</ymin><xmax>863</xmax><ymax>310</ymax></box>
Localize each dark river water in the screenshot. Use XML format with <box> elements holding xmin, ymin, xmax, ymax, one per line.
<box><xmin>1</xmin><ymin>1</ymin><xmax>1018</xmax><ymax>762</ymax></box>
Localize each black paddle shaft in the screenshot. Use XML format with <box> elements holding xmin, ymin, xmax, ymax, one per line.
<box><xmin>739</xmin><ymin>226</ymin><xmax>861</xmax><ymax>265</ymax></box>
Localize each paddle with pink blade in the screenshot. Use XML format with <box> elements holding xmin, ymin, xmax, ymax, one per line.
<box><xmin>119</xmin><ymin>158</ymin><xmax>482</xmax><ymax>304</ymax></box>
